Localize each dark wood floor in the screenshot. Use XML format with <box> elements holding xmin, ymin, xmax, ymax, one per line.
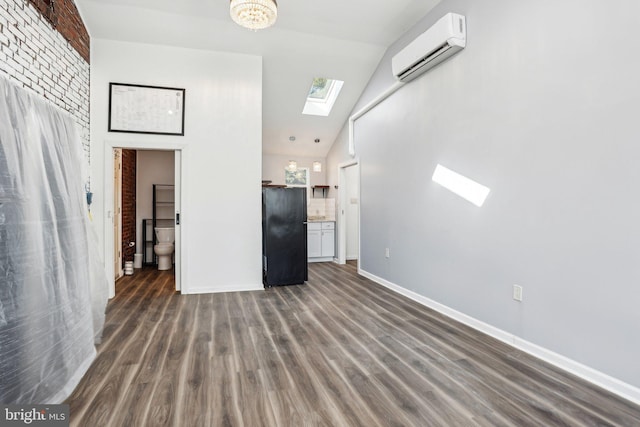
<box><xmin>67</xmin><ymin>262</ymin><xmax>640</xmax><ymax>426</ymax></box>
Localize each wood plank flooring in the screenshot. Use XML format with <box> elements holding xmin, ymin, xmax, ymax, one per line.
<box><xmin>67</xmin><ymin>262</ymin><xmax>640</xmax><ymax>426</ymax></box>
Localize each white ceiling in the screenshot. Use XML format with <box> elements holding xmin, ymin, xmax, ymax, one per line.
<box><xmin>76</xmin><ymin>0</ymin><xmax>440</xmax><ymax>157</ymax></box>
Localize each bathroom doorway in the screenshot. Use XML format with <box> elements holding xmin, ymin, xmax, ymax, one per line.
<box><xmin>105</xmin><ymin>141</ymin><xmax>184</xmax><ymax>298</ymax></box>
<box><xmin>337</xmin><ymin>159</ymin><xmax>360</xmax><ymax>266</ymax></box>
<box><xmin>136</xmin><ymin>150</ymin><xmax>175</xmax><ymax>271</ymax></box>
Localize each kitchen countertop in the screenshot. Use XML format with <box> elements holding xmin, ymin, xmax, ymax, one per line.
<box><xmin>307</xmin><ymin>217</ymin><xmax>335</xmax><ymax>222</ymax></box>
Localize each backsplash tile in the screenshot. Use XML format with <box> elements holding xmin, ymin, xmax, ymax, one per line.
<box><xmin>308</xmin><ymin>198</ymin><xmax>336</xmax><ymax>221</ymax></box>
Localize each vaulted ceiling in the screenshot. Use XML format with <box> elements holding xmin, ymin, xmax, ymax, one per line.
<box><xmin>76</xmin><ymin>0</ymin><xmax>440</xmax><ymax>157</ymax></box>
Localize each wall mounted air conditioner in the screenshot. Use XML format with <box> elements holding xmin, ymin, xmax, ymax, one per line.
<box><xmin>392</xmin><ymin>13</ymin><xmax>466</xmax><ymax>82</ymax></box>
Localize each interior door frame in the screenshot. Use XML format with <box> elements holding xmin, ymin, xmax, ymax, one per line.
<box><xmin>113</xmin><ymin>148</ymin><xmax>123</xmax><ymax>279</ymax></box>
<box><xmin>104</xmin><ymin>140</ymin><xmax>186</xmax><ymax>298</ymax></box>
<box><xmin>337</xmin><ymin>158</ymin><xmax>360</xmax><ymax>265</ymax></box>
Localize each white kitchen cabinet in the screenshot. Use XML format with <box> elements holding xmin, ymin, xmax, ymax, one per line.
<box><xmin>308</xmin><ymin>221</ymin><xmax>334</xmax><ymax>262</ymax></box>
<box><xmin>307</xmin><ymin>223</ymin><xmax>322</xmax><ymax>258</ymax></box>
<box><xmin>321</xmin><ymin>222</ymin><xmax>335</xmax><ymax>257</ymax></box>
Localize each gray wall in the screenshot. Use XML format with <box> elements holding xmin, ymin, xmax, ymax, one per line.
<box><xmin>339</xmin><ymin>0</ymin><xmax>640</xmax><ymax>388</ymax></box>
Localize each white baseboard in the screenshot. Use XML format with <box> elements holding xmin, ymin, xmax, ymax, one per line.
<box><xmin>308</xmin><ymin>257</ymin><xmax>334</xmax><ymax>263</ymax></box>
<box><xmin>185</xmin><ymin>284</ymin><xmax>264</xmax><ymax>295</ymax></box>
<box><xmin>358</xmin><ymin>267</ymin><xmax>640</xmax><ymax>406</ymax></box>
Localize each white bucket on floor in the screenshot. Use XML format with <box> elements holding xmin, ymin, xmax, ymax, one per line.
<box><xmin>133</xmin><ymin>253</ymin><xmax>143</xmax><ymax>269</ymax></box>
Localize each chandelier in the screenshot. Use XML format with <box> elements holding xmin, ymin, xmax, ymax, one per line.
<box><xmin>230</xmin><ymin>0</ymin><xmax>278</xmax><ymax>31</ymax></box>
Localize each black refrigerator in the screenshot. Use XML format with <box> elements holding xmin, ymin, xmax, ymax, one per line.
<box><xmin>262</xmin><ymin>187</ymin><xmax>308</xmax><ymax>287</ymax></box>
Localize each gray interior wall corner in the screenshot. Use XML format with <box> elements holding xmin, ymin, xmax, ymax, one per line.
<box><xmin>354</xmin><ymin>0</ymin><xmax>640</xmax><ymax>389</ymax></box>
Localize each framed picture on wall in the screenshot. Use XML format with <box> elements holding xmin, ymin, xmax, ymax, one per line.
<box><xmin>285</xmin><ymin>168</ymin><xmax>309</xmax><ymax>187</ymax></box>
<box><xmin>108</xmin><ymin>83</ymin><xmax>185</xmax><ymax>136</ymax></box>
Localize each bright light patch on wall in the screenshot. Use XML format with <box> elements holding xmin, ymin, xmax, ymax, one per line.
<box><xmin>432</xmin><ymin>164</ymin><xmax>490</xmax><ymax>207</ymax></box>
<box><xmin>302</xmin><ymin>78</ymin><xmax>344</xmax><ymax>116</ymax></box>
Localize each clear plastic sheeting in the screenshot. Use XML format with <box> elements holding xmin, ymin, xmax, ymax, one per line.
<box><xmin>0</xmin><ymin>76</ymin><xmax>108</xmax><ymax>403</ymax></box>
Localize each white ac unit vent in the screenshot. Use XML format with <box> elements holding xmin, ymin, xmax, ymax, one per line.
<box><xmin>392</xmin><ymin>13</ymin><xmax>466</xmax><ymax>83</ymax></box>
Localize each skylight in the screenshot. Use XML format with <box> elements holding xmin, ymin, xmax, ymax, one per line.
<box><xmin>302</xmin><ymin>77</ymin><xmax>344</xmax><ymax>116</ymax></box>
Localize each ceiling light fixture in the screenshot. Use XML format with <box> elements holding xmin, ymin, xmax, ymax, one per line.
<box><xmin>230</xmin><ymin>0</ymin><xmax>278</xmax><ymax>31</ymax></box>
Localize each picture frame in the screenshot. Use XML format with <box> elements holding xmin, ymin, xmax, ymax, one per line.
<box><xmin>285</xmin><ymin>167</ymin><xmax>309</xmax><ymax>187</ymax></box>
<box><xmin>108</xmin><ymin>83</ymin><xmax>185</xmax><ymax>136</ymax></box>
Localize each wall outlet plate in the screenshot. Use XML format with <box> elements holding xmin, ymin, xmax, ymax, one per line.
<box><xmin>513</xmin><ymin>285</ymin><xmax>523</xmax><ymax>302</ymax></box>
<box><xmin>385</xmin><ymin>248</ymin><xmax>390</xmax><ymax>258</ymax></box>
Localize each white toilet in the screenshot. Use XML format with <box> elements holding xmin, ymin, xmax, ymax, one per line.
<box><xmin>154</xmin><ymin>227</ymin><xmax>175</xmax><ymax>271</ymax></box>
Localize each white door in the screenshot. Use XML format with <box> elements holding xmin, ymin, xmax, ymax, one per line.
<box><xmin>174</xmin><ymin>150</ymin><xmax>182</xmax><ymax>292</ymax></box>
<box><xmin>113</xmin><ymin>148</ymin><xmax>122</xmax><ymax>278</ymax></box>
<box><xmin>337</xmin><ymin>160</ymin><xmax>360</xmax><ymax>264</ymax></box>
<box><xmin>345</xmin><ymin>164</ymin><xmax>360</xmax><ymax>260</ymax></box>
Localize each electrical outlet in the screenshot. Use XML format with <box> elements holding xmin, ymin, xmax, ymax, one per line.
<box><xmin>385</xmin><ymin>248</ymin><xmax>390</xmax><ymax>258</ymax></box>
<box><xmin>513</xmin><ymin>285</ymin><xmax>523</xmax><ymax>302</ymax></box>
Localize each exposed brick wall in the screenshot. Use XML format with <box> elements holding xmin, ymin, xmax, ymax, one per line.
<box><xmin>0</xmin><ymin>0</ymin><xmax>90</xmax><ymax>161</ymax></box>
<box><xmin>27</xmin><ymin>0</ymin><xmax>89</xmax><ymax>62</ymax></box>
<box><xmin>121</xmin><ymin>149</ymin><xmax>137</xmax><ymax>264</ymax></box>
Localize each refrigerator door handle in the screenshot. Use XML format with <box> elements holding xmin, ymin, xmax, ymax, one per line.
<box><xmin>303</xmin><ymin>222</ymin><xmax>308</xmax><ymax>224</ymax></box>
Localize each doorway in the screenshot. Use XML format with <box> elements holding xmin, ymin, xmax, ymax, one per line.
<box><xmin>105</xmin><ymin>141</ymin><xmax>184</xmax><ymax>298</ymax></box>
<box><xmin>136</xmin><ymin>150</ymin><xmax>175</xmax><ymax>270</ymax></box>
<box><xmin>338</xmin><ymin>159</ymin><xmax>360</xmax><ymax>265</ymax></box>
